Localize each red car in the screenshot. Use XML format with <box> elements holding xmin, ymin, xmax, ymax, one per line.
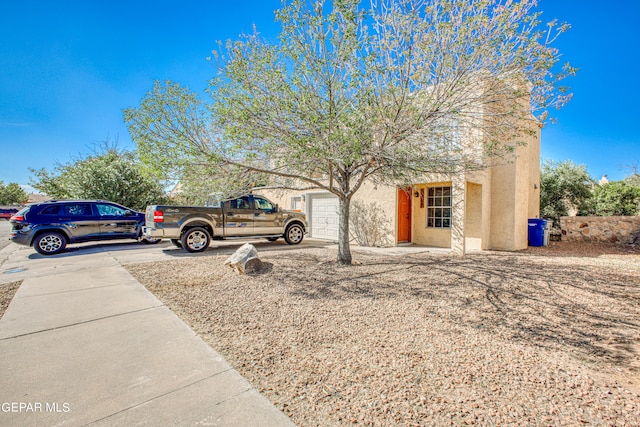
<box><xmin>0</xmin><ymin>208</ymin><xmax>19</xmax><ymax>220</ymax></box>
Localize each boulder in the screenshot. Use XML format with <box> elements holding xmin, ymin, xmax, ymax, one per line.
<box><xmin>224</xmin><ymin>243</ymin><xmax>263</xmax><ymax>274</ymax></box>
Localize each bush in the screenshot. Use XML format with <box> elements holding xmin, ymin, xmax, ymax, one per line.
<box><xmin>349</xmin><ymin>201</ymin><xmax>392</xmax><ymax>247</ymax></box>
<box><xmin>30</xmin><ymin>146</ymin><xmax>168</xmax><ymax>211</ymax></box>
<box><xmin>0</xmin><ymin>182</ymin><xmax>27</xmax><ymax>205</ymax></box>
<box><xmin>591</xmin><ymin>181</ymin><xmax>640</xmax><ymax>216</ymax></box>
<box><xmin>540</xmin><ymin>160</ymin><xmax>593</xmax><ymax>225</ymax></box>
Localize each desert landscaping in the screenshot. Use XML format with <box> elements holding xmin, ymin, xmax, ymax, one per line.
<box><xmin>125</xmin><ymin>241</ymin><xmax>640</xmax><ymax>426</ymax></box>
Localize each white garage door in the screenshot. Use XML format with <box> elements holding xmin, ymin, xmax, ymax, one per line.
<box><xmin>310</xmin><ymin>195</ymin><xmax>340</xmax><ymax>240</ymax></box>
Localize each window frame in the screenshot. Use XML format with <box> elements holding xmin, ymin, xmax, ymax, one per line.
<box><xmin>290</xmin><ymin>196</ymin><xmax>302</xmax><ymax>211</ymax></box>
<box><xmin>426</xmin><ymin>186</ymin><xmax>452</xmax><ymax>229</ymax></box>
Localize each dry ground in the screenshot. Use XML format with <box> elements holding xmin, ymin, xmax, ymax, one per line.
<box><xmin>126</xmin><ymin>241</ymin><xmax>640</xmax><ymax>426</ymax></box>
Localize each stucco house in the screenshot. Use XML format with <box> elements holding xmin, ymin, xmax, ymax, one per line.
<box><xmin>260</xmin><ymin>121</ymin><xmax>540</xmax><ymax>255</ymax></box>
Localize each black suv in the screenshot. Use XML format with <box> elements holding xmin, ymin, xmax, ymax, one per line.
<box><xmin>9</xmin><ymin>200</ymin><xmax>160</xmax><ymax>255</ymax></box>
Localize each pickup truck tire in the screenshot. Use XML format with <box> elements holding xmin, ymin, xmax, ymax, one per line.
<box><xmin>170</xmin><ymin>239</ymin><xmax>183</xmax><ymax>248</ymax></box>
<box><xmin>284</xmin><ymin>223</ymin><xmax>304</xmax><ymax>245</ymax></box>
<box><xmin>34</xmin><ymin>232</ymin><xmax>67</xmax><ymax>255</ymax></box>
<box><xmin>181</xmin><ymin>227</ymin><xmax>211</xmax><ymax>252</ymax></box>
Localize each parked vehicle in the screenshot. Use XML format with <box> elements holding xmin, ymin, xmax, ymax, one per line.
<box><xmin>0</xmin><ymin>207</ymin><xmax>19</xmax><ymax>220</ymax></box>
<box><xmin>9</xmin><ymin>200</ymin><xmax>160</xmax><ymax>255</ymax></box>
<box><xmin>143</xmin><ymin>194</ymin><xmax>308</xmax><ymax>252</ymax></box>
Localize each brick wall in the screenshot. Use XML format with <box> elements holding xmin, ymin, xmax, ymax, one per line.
<box><xmin>560</xmin><ymin>216</ymin><xmax>640</xmax><ymax>245</ymax></box>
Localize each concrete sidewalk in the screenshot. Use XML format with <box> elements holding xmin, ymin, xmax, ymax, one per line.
<box><xmin>0</xmin><ymin>243</ymin><xmax>295</xmax><ymax>426</ymax></box>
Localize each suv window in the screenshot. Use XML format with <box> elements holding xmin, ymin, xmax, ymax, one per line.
<box><xmin>39</xmin><ymin>206</ymin><xmax>60</xmax><ymax>215</ymax></box>
<box><xmin>14</xmin><ymin>206</ymin><xmax>30</xmax><ymax>216</ymax></box>
<box><xmin>62</xmin><ymin>203</ymin><xmax>92</xmax><ymax>216</ymax></box>
<box><xmin>96</xmin><ymin>203</ymin><xmax>129</xmax><ymax>216</ymax></box>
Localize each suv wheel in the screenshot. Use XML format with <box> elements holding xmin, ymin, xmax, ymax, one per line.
<box><xmin>34</xmin><ymin>232</ymin><xmax>67</xmax><ymax>255</ymax></box>
<box><xmin>181</xmin><ymin>227</ymin><xmax>211</xmax><ymax>252</ymax></box>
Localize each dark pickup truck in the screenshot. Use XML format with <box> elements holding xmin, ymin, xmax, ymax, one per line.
<box><xmin>143</xmin><ymin>194</ymin><xmax>308</xmax><ymax>252</ymax></box>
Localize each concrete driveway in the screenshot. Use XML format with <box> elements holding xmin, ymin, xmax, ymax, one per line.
<box><xmin>0</xmin><ymin>230</ymin><xmax>304</xmax><ymax>426</ymax></box>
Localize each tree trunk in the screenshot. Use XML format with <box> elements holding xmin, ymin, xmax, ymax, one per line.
<box><xmin>337</xmin><ymin>196</ymin><xmax>352</xmax><ymax>265</ymax></box>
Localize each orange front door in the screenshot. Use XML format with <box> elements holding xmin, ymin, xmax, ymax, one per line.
<box><xmin>397</xmin><ymin>188</ymin><xmax>412</xmax><ymax>242</ymax></box>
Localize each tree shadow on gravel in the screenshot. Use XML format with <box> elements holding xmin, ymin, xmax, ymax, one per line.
<box><xmin>246</xmin><ymin>262</ymin><xmax>274</xmax><ymax>276</ymax></box>
<box><xmin>283</xmin><ymin>251</ymin><xmax>640</xmax><ymax>369</ymax></box>
<box><xmin>160</xmin><ymin>240</ymin><xmax>332</xmax><ymax>259</ymax></box>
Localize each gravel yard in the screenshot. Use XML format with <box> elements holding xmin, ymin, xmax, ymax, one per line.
<box><xmin>126</xmin><ymin>241</ymin><xmax>640</xmax><ymax>426</ymax></box>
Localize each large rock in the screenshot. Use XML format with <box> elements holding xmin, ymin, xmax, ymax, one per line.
<box><xmin>224</xmin><ymin>243</ymin><xmax>264</xmax><ymax>275</ymax></box>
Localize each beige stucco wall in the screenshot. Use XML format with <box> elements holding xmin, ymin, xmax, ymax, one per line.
<box><xmin>411</xmin><ymin>184</ymin><xmax>428</xmax><ymax>245</ymax></box>
<box><xmin>411</xmin><ymin>181</ymin><xmax>453</xmax><ymax>248</ymax></box>
<box><xmin>352</xmin><ymin>182</ymin><xmax>397</xmax><ymax>246</ymax></box>
<box><xmin>465</xmin><ymin>183</ymin><xmax>483</xmax><ymax>238</ymax></box>
<box><xmin>352</xmin><ymin>182</ymin><xmax>396</xmax><ymax>226</ymax></box>
<box><xmin>486</xmin><ymin>120</ymin><xmax>540</xmax><ymax>251</ymax></box>
<box><xmin>258</xmin><ymin>182</ymin><xmax>398</xmax><ymax>244</ymax></box>
<box><xmin>488</xmin><ymin>160</ymin><xmax>515</xmax><ymax>250</ymax></box>
<box><xmin>465</xmin><ymin>182</ymin><xmax>483</xmax><ymax>251</ymax></box>
<box><xmin>528</xmin><ymin>126</ymin><xmax>542</xmax><ymax>219</ymax></box>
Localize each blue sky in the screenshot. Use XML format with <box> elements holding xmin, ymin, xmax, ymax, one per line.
<box><xmin>1</xmin><ymin>0</ymin><xmax>638</xmax><ymax>189</ymax></box>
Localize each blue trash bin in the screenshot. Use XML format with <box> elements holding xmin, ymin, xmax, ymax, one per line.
<box><xmin>528</xmin><ymin>218</ymin><xmax>547</xmax><ymax>247</ymax></box>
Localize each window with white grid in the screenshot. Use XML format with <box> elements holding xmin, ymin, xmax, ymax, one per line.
<box><xmin>426</xmin><ymin>186</ymin><xmax>451</xmax><ymax>228</ymax></box>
